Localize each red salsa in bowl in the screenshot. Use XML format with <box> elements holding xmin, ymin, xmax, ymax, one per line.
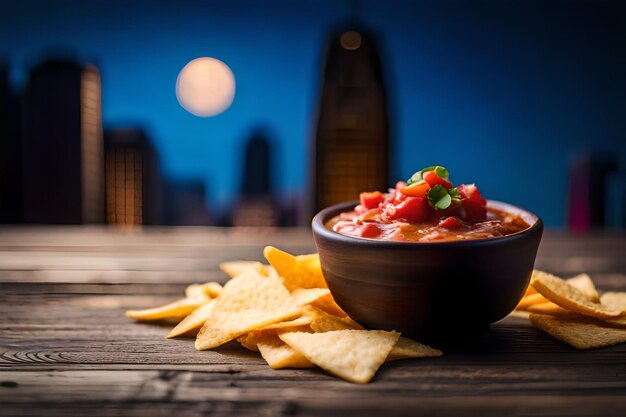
<box><xmin>326</xmin><ymin>165</ymin><xmax>530</xmax><ymax>242</ymax></box>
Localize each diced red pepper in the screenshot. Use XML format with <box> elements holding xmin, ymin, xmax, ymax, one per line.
<box><xmin>359</xmin><ymin>223</ymin><xmax>382</xmax><ymax>238</ymax></box>
<box><xmin>384</xmin><ymin>196</ymin><xmax>431</xmax><ymax>223</ymax></box>
<box><xmin>423</xmin><ymin>170</ymin><xmax>453</xmax><ymax>189</ymax></box>
<box><xmin>438</xmin><ymin>216</ymin><xmax>461</xmax><ymax>229</ymax></box>
<box><xmin>359</xmin><ymin>191</ymin><xmax>384</xmax><ymax>210</ymax></box>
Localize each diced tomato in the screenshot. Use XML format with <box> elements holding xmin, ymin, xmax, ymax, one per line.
<box><xmin>399</xmin><ymin>180</ymin><xmax>430</xmax><ymax>197</ymax></box>
<box><xmin>391</xmin><ymin>181</ymin><xmax>408</xmax><ymax>203</ymax></box>
<box><xmin>384</xmin><ymin>196</ymin><xmax>431</xmax><ymax>223</ymax></box>
<box><xmin>359</xmin><ymin>191</ymin><xmax>384</xmax><ymax>210</ymax></box>
<box><xmin>423</xmin><ymin>171</ymin><xmax>453</xmax><ymax>189</ymax></box>
<box><xmin>457</xmin><ymin>184</ymin><xmax>487</xmax><ymax>222</ymax></box>
<box><xmin>359</xmin><ymin>223</ymin><xmax>382</xmax><ymax>238</ymax></box>
<box><xmin>438</xmin><ymin>216</ymin><xmax>461</xmax><ymax>229</ymax></box>
<box><xmin>457</xmin><ymin>184</ymin><xmax>486</xmax><ymax>205</ymax></box>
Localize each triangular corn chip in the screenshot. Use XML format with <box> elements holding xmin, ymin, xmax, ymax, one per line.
<box><xmin>386</xmin><ymin>337</ymin><xmax>443</xmax><ymax>361</ymax></box>
<box><xmin>304</xmin><ymin>305</ymin><xmax>364</xmax><ymax>332</ymax></box>
<box><xmin>526</xmin><ymin>301</ymin><xmax>569</xmax><ymax>315</ymax></box>
<box><xmin>279</xmin><ymin>330</ymin><xmax>399</xmax><ymax>383</ymax></box>
<box><xmin>126</xmin><ymin>297</ymin><xmax>205</xmax><ymax>321</ymax></box>
<box><xmin>219</xmin><ymin>261</ymin><xmax>272</xmax><ymax>279</ymax></box>
<box><xmin>311</xmin><ymin>293</ymin><xmax>350</xmax><ymax>318</ymax></box>
<box><xmin>516</xmin><ymin>293</ymin><xmax>550</xmax><ymax>310</ymax></box>
<box><xmin>257</xmin><ymin>333</ymin><xmax>315</xmax><ymax>369</ymax></box>
<box><xmin>195</xmin><ymin>270</ymin><xmax>302</xmax><ymax>350</ymax></box>
<box><xmin>566</xmin><ymin>273</ymin><xmax>599</xmax><ymax>302</ymax></box>
<box><xmin>263</xmin><ymin>246</ymin><xmax>327</xmax><ymax>290</ymax></box>
<box><xmin>530</xmin><ymin>313</ymin><xmax>626</xmax><ymax>349</ymax></box>
<box><xmin>600</xmin><ymin>292</ymin><xmax>626</xmax><ymax>314</ymax></box>
<box><xmin>291</xmin><ymin>288</ymin><xmax>331</xmax><ymax>307</ymax></box>
<box><xmin>531</xmin><ymin>272</ymin><xmax>621</xmax><ymax>319</ymax></box>
<box><xmin>237</xmin><ymin>321</ymin><xmax>311</xmax><ymax>351</ymax></box>
<box><xmin>167</xmin><ymin>300</ymin><xmax>216</xmax><ymax>338</ymax></box>
<box><xmin>260</xmin><ymin>316</ymin><xmax>313</xmax><ymax>330</ymax></box>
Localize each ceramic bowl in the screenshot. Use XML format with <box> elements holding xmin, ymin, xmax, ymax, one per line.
<box><xmin>312</xmin><ymin>200</ymin><xmax>543</xmax><ymax>338</ymax></box>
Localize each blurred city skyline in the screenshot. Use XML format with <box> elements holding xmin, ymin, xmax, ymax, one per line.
<box><xmin>1</xmin><ymin>0</ymin><xmax>625</xmax><ymax>227</ymax></box>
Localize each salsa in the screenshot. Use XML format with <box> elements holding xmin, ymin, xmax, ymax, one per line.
<box><xmin>326</xmin><ymin>165</ymin><xmax>530</xmax><ymax>242</ymax></box>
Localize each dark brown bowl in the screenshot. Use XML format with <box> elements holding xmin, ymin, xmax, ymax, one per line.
<box><xmin>312</xmin><ymin>200</ymin><xmax>543</xmax><ymax>338</ymax></box>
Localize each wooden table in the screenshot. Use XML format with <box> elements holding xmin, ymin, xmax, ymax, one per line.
<box><xmin>1</xmin><ymin>227</ymin><xmax>625</xmax><ymax>417</ymax></box>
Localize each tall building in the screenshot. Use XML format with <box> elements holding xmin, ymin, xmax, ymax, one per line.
<box><xmin>311</xmin><ymin>29</ymin><xmax>390</xmax><ymax>215</ymax></box>
<box><xmin>0</xmin><ymin>63</ymin><xmax>23</xmax><ymax>223</ymax></box>
<box><xmin>22</xmin><ymin>59</ymin><xmax>104</xmax><ymax>224</ymax></box>
<box><xmin>231</xmin><ymin>130</ymin><xmax>280</xmax><ymax>227</ymax></box>
<box><xmin>104</xmin><ymin>128</ymin><xmax>162</xmax><ymax>225</ymax></box>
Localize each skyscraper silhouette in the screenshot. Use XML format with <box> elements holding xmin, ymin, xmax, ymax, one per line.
<box><xmin>232</xmin><ymin>130</ymin><xmax>279</xmax><ymax>227</ymax></box>
<box><xmin>22</xmin><ymin>59</ymin><xmax>104</xmax><ymax>224</ymax></box>
<box><xmin>104</xmin><ymin>128</ymin><xmax>162</xmax><ymax>225</ymax></box>
<box><xmin>0</xmin><ymin>62</ymin><xmax>23</xmax><ymax>223</ymax></box>
<box><xmin>311</xmin><ymin>28</ymin><xmax>390</xmax><ymax>215</ymax></box>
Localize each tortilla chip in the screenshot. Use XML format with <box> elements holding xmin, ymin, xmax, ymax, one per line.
<box><xmin>516</xmin><ymin>293</ymin><xmax>550</xmax><ymax>310</ymax></box>
<box><xmin>387</xmin><ymin>337</ymin><xmax>443</xmax><ymax>361</ymax></box>
<box><xmin>524</xmin><ymin>283</ymin><xmax>537</xmax><ymax>297</ymax></box>
<box><xmin>566</xmin><ymin>273</ymin><xmax>599</xmax><ymax>302</ymax></box>
<box><xmin>526</xmin><ymin>302</ymin><xmax>626</xmax><ymax>326</ymax></box>
<box><xmin>126</xmin><ymin>297</ymin><xmax>205</xmax><ymax>321</ymax></box>
<box><xmin>167</xmin><ymin>300</ymin><xmax>216</xmax><ymax>338</ymax></box>
<box><xmin>261</xmin><ymin>316</ymin><xmax>313</xmax><ymax>330</ymax></box>
<box><xmin>263</xmin><ymin>246</ymin><xmax>327</xmax><ymax>290</ymax></box>
<box><xmin>280</xmin><ymin>330</ymin><xmax>400</xmax><ymax>384</ymax></box>
<box><xmin>195</xmin><ymin>270</ymin><xmax>302</xmax><ymax>350</ymax></box>
<box><xmin>311</xmin><ymin>293</ymin><xmax>350</xmax><ymax>318</ymax></box>
<box><xmin>526</xmin><ymin>302</ymin><xmax>570</xmax><ymax>315</ymax></box>
<box><xmin>529</xmin><ymin>313</ymin><xmax>626</xmax><ymax>349</ymax></box>
<box><xmin>508</xmin><ymin>310</ymin><xmax>530</xmax><ymax>319</ymax></box>
<box><xmin>291</xmin><ymin>288</ymin><xmax>331</xmax><ymax>307</ymax></box>
<box><xmin>237</xmin><ymin>323</ymin><xmax>311</xmax><ymax>352</ymax></box>
<box><xmin>531</xmin><ymin>272</ymin><xmax>621</xmax><ymax>319</ymax></box>
<box><xmin>244</xmin><ymin>330</ymin><xmax>315</xmax><ymax>369</ymax></box>
<box><xmin>604</xmin><ymin>316</ymin><xmax>626</xmax><ymax>327</ymax></box>
<box><xmin>236</xmin><ymin>333</ymin><xmax>260</xmax><ymax>351</ymax></box>
<box><xmin>600</xmin><ymin>292</ymin><xmax>626</xmax><ymax>314</ymax></box>
<box><xmin>188</xmin><ymin>282</ymin><xmax>223</xmax><ymax>299</ymax></box>
<box><xmin>304</xmin><ymin>305</ymin><xmax>364</xmax><ymax>332</ymax></box>
<box><xmin>219</xmin><ymin>261</ymin><xmax>271</xmax><ymax>278</ymax></box>
<box><xmin>258</xmin><ymin>339</ymin><xmax>315</xmax><ymax>369</ymax></box>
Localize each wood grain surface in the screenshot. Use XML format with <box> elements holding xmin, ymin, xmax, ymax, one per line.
<box><xmin>0</xmin><ymin>227</ymin><xmax>625</xmax><ymax>417</ymax></box>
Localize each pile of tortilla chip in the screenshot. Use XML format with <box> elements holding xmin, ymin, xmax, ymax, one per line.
<box><xmin>126</xmin><ymin>246</ymin><xmax>442</xmax><ymax>383</ymax></box>
<box><xmin>515</xmin><ymin>270</ymin><xmax>626</xmax><ymax>349</ymax></box>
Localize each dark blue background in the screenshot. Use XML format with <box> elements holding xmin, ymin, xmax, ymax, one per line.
<box><xmin>2</xmin><ymin>0</ymin><xmax>625</xmax><ymax>226</ymax></box>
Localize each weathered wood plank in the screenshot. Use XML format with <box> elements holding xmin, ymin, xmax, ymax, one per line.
<box><xmin>2</xmin><ymin>367</ymin><xmax>626</xmax><ymax>401</ymax></box>
<box><xmin>0</xmin><ymin>226</ymin><xmax>315</xmax><ymax>248</ymax></box>
<box><xmin>2</xmin><ymin>397</ymin><xmax>626</xmax><ymax>417</ymax></box>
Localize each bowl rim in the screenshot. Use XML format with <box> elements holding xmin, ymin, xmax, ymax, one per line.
<box><xmin>312</xmin><ymin>199</ymin><xmax>543</xmax><ymax>248</ymax></box>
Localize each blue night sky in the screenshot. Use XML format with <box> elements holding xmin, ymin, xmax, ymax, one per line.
<box><xmin>1</xmin><ymin>0</ymin><xmax>625</xmax><ymax>226</ymax></box>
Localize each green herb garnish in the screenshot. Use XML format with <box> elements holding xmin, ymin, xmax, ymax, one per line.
<box><xmin>407</xmin><ymin>165</ymin><xmax>449</xmax><ymax>185</ymax></box>
<box><xmin>427</xmin><ymin>185</ymin><xmax>460</xmax><ymax>210</ymax></box>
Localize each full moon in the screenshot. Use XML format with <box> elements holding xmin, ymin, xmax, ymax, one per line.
<box><xmin>176</xmin><ymin>57</ymin><xmax>235</xmax><ymax>117</ymax></box>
